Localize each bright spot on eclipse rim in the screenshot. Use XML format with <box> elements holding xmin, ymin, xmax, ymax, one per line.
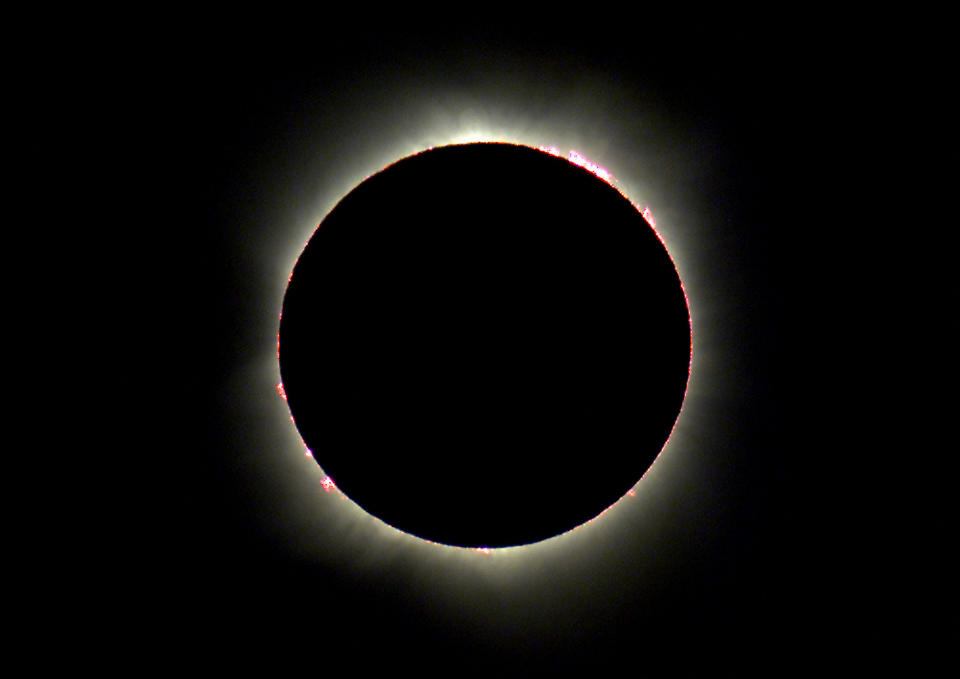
<box><xmin>275</xmin><ymin>142</ymin><xmax>693</xmax><ymax>552</ymax></box>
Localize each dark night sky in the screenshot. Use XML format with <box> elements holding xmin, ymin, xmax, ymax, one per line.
<box><xmin>64</xmin><ymin>18</ymin><xmax>940</xmax><ymax>674</ymax></box>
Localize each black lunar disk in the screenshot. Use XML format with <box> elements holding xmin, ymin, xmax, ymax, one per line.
<box><xmin>279</xmin><ymin>143</ymin><xmax>691</xmax><ymax>548</ymax></box>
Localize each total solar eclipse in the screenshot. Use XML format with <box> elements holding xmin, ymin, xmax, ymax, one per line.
<box><xmin>278</xmin><ymin>142</ymin><xmax>691</xmax><ymax>548</ymax></box>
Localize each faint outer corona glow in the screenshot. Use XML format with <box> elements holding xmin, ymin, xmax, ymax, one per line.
<box><xmin>275</xmin><ymin>144</ymin><xmax>693</xmax><ymax>554</ymax></box>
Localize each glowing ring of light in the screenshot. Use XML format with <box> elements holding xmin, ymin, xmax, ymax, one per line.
<box><xmin>231</xmin><ymin>80</ymin><xmax>734</xmax><ymax>621</ymax></box>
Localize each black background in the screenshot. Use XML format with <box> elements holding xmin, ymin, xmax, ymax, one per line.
<box><xmin>44</xmin><ymin>16</ymin><xmax>942</xmax><ymax>675</ymax></box>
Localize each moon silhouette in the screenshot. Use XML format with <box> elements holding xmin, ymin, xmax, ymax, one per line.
<box><xmin>278</xmin><ymin>142</ymin><xmax>690</xmax><ymax>547</ymax></box>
